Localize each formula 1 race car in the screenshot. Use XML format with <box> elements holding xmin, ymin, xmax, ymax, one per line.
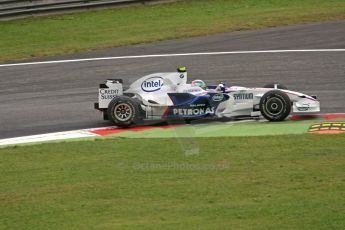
<box><xmin>94</xmin><ymin>67</ymin><xmax>320</xmax><ymax>127</ymax></box>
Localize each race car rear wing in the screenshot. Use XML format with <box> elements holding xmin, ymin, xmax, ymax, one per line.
<box><xmin>95</xmin><ymin>79</ymin><xmax>123</xmax><ymax>110</ymax></box>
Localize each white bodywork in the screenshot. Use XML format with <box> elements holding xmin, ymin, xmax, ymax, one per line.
<box><xmin>96</xmin><ymin>71</ymin><xmax>320</xmax><ymax>120</ymax></box>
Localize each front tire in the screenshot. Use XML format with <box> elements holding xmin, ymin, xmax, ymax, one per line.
<box><xmin>107</xmin><ymin>96</ymin><xmax>143</xmax><ymax>127</ymax></box>
<box><xmin>259</xmin><ymin>90</ymin><xmax>291</xmax><ymax>121</ymax></box>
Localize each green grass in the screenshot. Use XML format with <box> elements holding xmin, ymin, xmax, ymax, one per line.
<box><xmin>1</xmin><ymin>0</ymin><xmax>345</xmax><ymax>61</ymax></box>
<box><xmin>1</xmin><ymin>135</ymin><xmax>345</xmax><ymax>229</ymax></box>
<box><xmin>102</xmin><ymin>119</ymin><xmax>344</xmax><ymax>138</ymax></box>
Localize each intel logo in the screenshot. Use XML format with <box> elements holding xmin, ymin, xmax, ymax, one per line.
<box><xmin>141</xmin><ymin>77</ymin><xmax>163</xmax><ymax>92</ymax></box>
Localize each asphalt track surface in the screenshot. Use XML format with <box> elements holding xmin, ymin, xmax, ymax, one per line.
<box><xmin>0</xmin><ymin>20</ymin><xmax>344</xmax><ymax>139</ymax></box>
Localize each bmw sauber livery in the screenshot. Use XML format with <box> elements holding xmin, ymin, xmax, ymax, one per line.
<box><xmin>94</xmin><ymin>67</ymin><xmax>320</xmax><ymax>127</ymax></box>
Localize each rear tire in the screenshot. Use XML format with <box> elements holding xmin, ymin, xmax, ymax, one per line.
<box><xmin>107</xmin><ymin>96</ymin><xmax>143</xmax><ymax>127</ymax></box>
<box><xmin>263</xmin><ymin>83</ymin><xmax>288</xmax><ymax>90</ymax></box>
<box><xmin>259</xmin><ymin>90</ymin><xmax>291</xmax><ymax>121</ymax></box>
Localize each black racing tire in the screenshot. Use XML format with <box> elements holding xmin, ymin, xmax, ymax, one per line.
<box><xmin>107</xmin><ymin>96</ymin><xmax>144</xmax><ymax>127</ymax></box>
<box><xmin>259</xmin><ymin>90</ymin><xmax>291</xmax><ymax>121</ymax></box>
<box><xmin>263</xmin><ymin>83</ymin><xmax>288</xmax><ymax>90</ymax></box>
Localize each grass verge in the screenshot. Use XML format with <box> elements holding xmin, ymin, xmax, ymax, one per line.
<box><xmin>1</xmin><ymin>134</ymin><xmax>345</xmax><ymax>229</ymax></box>
<box><xmin>1</xmin><ymin>0</ymin><xmax>345</xmax><ymax>61</ymax></box>
<box><xmin>101</xmin><ymin>119</ymin><xmax>345</xmax><ymax>138</ymax></box>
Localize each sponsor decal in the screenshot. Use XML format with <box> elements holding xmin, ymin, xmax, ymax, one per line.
<box><xmin>183</xmin><ymin>88</ymin><xmax>202</xmax><ymax>93</ymax></box>
<box><xmin>141</xmin><ymin>77</ymin><xmax>163</xmax><ymax>92</ymax></box>
<box><xmin>190</xmin><ymin>104</ymin><xmax>206</xmax><ymax>107</ymax></box>
<box><xmin>297</xmin><ymin>104</ymin><xmax>310</xmax><ymax>111</ymax></box>
<box><xmin>233</xmin><ymin>93</ymin><xmax>253</xmax><ymax>100</ymax></box>
<box><xmin>212</xmin><ymin>94</ymin><xmax>224</xmax><ymax>102</ymax></box>
<box><xmin>173</xmin><ymin>107</ymin><xmax>215</xmax><ymax>116</ymax></box>
<box><xmin>99</xmin><ymin>89</ymin><xmax>120</xmax><ymax>100</ymax></box>
<box><xmin>179</xmin><ymin>74</ymin><xmax>185</xmax><ymax>79</ymax></box>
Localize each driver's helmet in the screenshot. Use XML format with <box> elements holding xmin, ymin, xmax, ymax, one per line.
<box><xmin>191</xmin><ymin>79</ymin><xmax>206</xmax><ymax>90</ymax></box>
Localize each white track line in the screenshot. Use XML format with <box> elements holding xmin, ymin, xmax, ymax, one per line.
<box><xmin>1</xmin><ymin>49</ymin><xmax>344</xmax><ymax>67</ymax></box>
<box><xmin>0</xmin><ymin>130</ymin><xmax>99</xmax><ymax>146</ymax></box>
<box><xmin>0</xmin><ymin>126</ymin><xmax>122</xmax><ymax>147</ymax></box>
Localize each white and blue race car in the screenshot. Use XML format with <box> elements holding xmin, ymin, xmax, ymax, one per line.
<box><xmin>94</xmin><ymin>67</ymin><xmax>320</xmax><ymax>127</ymax></box>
